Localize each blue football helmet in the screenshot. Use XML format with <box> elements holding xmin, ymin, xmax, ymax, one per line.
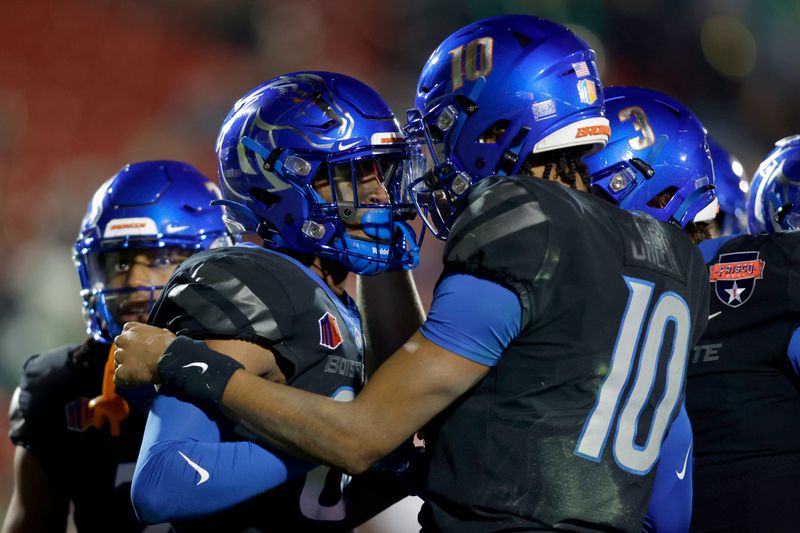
<box><xmin>584</xmin><ymin>86</ymin><xmax>718</xmax><ymax>227</ymax></box>
<box><xmin>404</xmin><ymin>14</ymin><xmax>610</xmax><ymax>239</ymax></box>
<box><xmin>748</xmin><ymin>135</ymin><xmax>800</xmax><ymax>234</ymax></box>
<box><xmin>708</xmin><ymin>137</ymin><xmax>748</xmax><ymax>235</ymax></box>
<box><xmin>74</xmin><ymin>161</ymin><xmax>231</xmax><ymax>343</ymax></box>
<box><xmin>216</xmin><ymin>72</ymin><xmax>419</xmax><ymax>275</ymax></box>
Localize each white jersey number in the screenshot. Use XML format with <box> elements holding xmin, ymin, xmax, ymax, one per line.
<box><xmin>575</xmin><ymin>277</ymin><xmax>690</xmax><ymax>474</ymax></box>
<box><xmin>299</xmin><ymin>387</ymin><xmax>354</xmax><ymax>521</ymax></box>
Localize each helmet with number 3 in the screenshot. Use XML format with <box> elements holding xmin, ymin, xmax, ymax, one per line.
<box><xmin>74</xmin><ymin>161</ymin><xmax>230</xmax><ymax>343</ymax></box>
<box><xmin>404</xmin><ymin>14</ymin><xmax>610</xmax><ymax>239</ymax></box>
<box><xmin>748</xmin><ymin>135</ymin><xmax>800</xmax><ymax>234</ymax></box>
<box><xmin>216</xmin><ymin>71</ymin><xmax>419</xmax><ymax>275</ymax></box>
<box><xmin>583</xmin><ymin>86</ymin><xmax>717</xmax><ymax>228</ymax></box>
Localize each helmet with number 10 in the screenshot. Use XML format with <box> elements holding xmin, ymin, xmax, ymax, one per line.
<box><xmin>404</xmin><ymin>14</ymin><xmax>610</xmax><ymax>239</ymax></box>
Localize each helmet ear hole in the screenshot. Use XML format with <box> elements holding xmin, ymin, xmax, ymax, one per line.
<box><xmin>250</xmin><ymin>188</ymin><xmax>280</xmax><ymax>207</ymax></box>
<box><xmin>453</xmin><ymin>95</ymin><xmax>479</xmax><ymax>114</ymax></box>
<box><xmin>477</xmin><ymin>120</ymin><xmax>511</xmax><ymax>144</ymax></box>
<box><xmin>774</xmin><ymin>202</ymin><xmax>795</xmax><ymax>225</ymax></box>
<box><xmin>647</xmin><ymin>187</ymin><xmax>679</xmax><ymax>209</ymax></box>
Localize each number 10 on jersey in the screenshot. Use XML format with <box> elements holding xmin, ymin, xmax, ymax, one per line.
<box><xmin>575</xmin><ymin>277</ymin><xmax>690</xmax><ymax>474</ymax></box>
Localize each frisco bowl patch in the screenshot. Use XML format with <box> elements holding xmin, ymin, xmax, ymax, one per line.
<box><xmin>708</xmin><ymin>251</ymin><xmax>764</xmax><ymax>307</ymax></box>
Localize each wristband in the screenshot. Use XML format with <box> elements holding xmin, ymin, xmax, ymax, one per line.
<box><xmin>157</xmin><ymin>336</ymin><xmax>244</xmax><ymax>411</ymax></box>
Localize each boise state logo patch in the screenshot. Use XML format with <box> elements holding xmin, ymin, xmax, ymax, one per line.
<box><xmin>319</xmin><ymin>312</ymin><xmax>343</xmax><ymax>350</ymax></box>
<box><xmin>708</xmin><ymin>251</ymin><xmax>765</xmax><ymax>308</ymax></box>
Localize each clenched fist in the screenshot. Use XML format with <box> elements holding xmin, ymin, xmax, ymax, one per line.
<box><xmin>113</xmin><ymin>322</ymin><xmax>176</xmax><ymax>387</ymax></box>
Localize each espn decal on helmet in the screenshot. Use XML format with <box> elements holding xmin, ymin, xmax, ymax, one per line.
<box><xmin>708</xmin><ymin>251</ymin><xmax>765</xmax><ymax>308</ymax></box>
<box><xmin>319</xmin><ymin>312</ymin><xmax>344</xmax><ymax>350</ymax></box>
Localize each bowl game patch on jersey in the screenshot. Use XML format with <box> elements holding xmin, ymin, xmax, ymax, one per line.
<box><xmin>318</xmin><ymin>312</ymin><xmax>343</xmax><ymax>350</ymax></box>
<box><xmin>709</xmin><ymin>251</ymin><xmax>765</xmax><ymax>307</ymax></box>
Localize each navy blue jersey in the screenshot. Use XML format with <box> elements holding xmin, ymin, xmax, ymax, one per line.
<box><xmin>419</xmin><ymin>176</ymin><xmax>709</xmax><ymax>532</ymax></box>
<box><xmin>143</xmin><ymin>244</ymin><xmax>366</xmax><ymax>532</ymax></box>
<box><xmin>687</xmin><ymin>234</ymin><xmax>800</xmax><ymax>532</ymax></box>
<box><xmin>688</xmin><ymin>233</ymin><xmax>800</xmax><ymax>463</ymax></box>
<box><xmin>9</xmin><ymin>338</ymin><xmax>152</xmax><ymax>532</ymax></box>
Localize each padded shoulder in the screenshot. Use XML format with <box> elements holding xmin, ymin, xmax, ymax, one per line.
<box><xmin>10</xmin><ymin>344</ymin><xmax>85</xmax><ymax>447</ymax></box>
<box><xmin>444</xmin><ymin>177</ymin><xmax>552</xmax><ymax>315</ymax></box>
<box><xmin>149</xmin><ymin>246</ymin><xmax>323</xmax><ymax>347</ymax></box>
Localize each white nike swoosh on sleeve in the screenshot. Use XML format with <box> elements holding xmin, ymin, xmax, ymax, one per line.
<box><xmin>675</xmin><ymin>443</ymin><xmax>692</xmax><ymax>480</ymax></box>
<box><xmin>179</xmin><ymin>451</ymin><xmax>210</xmax><ymax>485</ymax></box>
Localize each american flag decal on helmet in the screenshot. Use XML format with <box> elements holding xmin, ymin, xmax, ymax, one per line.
<box><xmin>319</xmin><ymin>312</ymin><xmax>343</xmax><ymax>350</ymax></box>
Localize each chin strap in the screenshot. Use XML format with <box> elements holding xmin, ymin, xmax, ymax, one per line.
<box><xmin>87</xmin><ymin>343</ymin><xmax>130</xmax><ymax>437</ymax></box>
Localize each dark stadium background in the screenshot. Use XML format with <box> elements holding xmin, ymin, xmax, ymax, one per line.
<box><xmin>0</xmin><ymin>0</ymin><xmax>795</xmax><ymax>527</ymax></box>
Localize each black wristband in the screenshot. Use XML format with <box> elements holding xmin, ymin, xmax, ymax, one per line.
<box><xmin>157</xmin><ymin>336</ymin><xmax>244</xmax><ymax>412</ymax></box>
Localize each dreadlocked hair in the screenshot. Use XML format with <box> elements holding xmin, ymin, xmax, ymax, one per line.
<box><xmin>521</xmin><ymin>147</ymin><xmax>591</xmax><ymax>190</ymax></box>
<box><xmin>649</xmin><ymin>192</ymin><xmax>713</xmax><ymax>245</ymax></box>
<box><xmin>684</xmin><ymin>221</ymin><xmax>712</xmax><ymax>245</ymax></box>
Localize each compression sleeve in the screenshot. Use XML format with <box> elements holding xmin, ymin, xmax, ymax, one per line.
<box><xmin>420</xmin><ymin>274</ymin><xmax>521</xmax><ymax>366</ymax></box>
<box><xmin>642</xmin><ymin>402</ymin><xmax>693</xmax><ymax>533</ymax></box>
<box><xmin>131</xmin><ymin>394</ymin><xmax>313</xmax><ymax>524</ymax></box>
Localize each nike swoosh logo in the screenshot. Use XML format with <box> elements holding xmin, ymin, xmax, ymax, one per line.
<box><xmin>166</xmin><ymin>223</ymin><xmax>190</xmax><ymax>233</ymax></box>
<box><xmin>337</xmin><ymin>140</ymin><xmax>361</xmax><ymax>151</ymax></box>
<box><xmin>179</xmin><ymin>451</ymin><xmax>210</xmax><ymax>485</ymax></box>
<box><xmin>182</xmin><ymin>362</ymin><xmax>208</xmax><ymax>374</ymax></box>
<box><xmin>708</xmin><ymin>311</ymin><xmax>722</xmax><ymax>320</ymax></box>
<box><xmin>676</xmin><ymin>443</ymin><xmax>692</xmax><ymax>480</ymax></box>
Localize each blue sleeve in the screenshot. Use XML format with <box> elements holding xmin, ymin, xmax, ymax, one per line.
<box><xmin>131</xmin><ymin>394</ymin><xmax>314</xmax><ymax>524</ymax></box>
<box><xmin>697</xmin><ymin>235</ymin><xmax>737</xmax><ymax>264</ymax></box>
<box><xmin>788</xmin><ymin>327</ymin><xmax>800</xmax><ymax>377</ymax></box>
<box><xmin>420</xmin><ymin>274</ymin><xmax>521</xmax><ymax>366</ymax></box>
<box><xmin>642</xmin><ymin>403</ymin><xmax>693</xmax><ymax>533</ymax></box>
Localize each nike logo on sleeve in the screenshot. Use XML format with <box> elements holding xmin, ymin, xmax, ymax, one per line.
<box><xmin>676</xmin><ymin>443</ymin><xmax>692</xmax><ymax>480</ymax></box>
<box><xmin>178</xmin><ymin>451</ymin><xmax>210</xmax><ymax>485</ymax></box>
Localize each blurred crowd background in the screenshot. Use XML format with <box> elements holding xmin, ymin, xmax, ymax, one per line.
<box><xmin>0</xmin><ymin>0</ymin><xmax>797</xmax><ymax>524</ymax></box>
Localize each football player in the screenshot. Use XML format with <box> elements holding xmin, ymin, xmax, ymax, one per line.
<box><xmin>686</xmin><ymin>135</ymin><xmax>800</xmax><ymax>532</ymax></box>
<box><xmin>115</xmin><ymin>16</ymin><xmax>710</xmax><ymax>532</ymax></box>
<box><xmin>118</xmin><ymin>72</ymin><xmax>422</xmax><ymax>531</ymax></box>
<box><xmin>2</xmin><ymin>161</ymin><xmax>229</xmax><ymax>532</ymax></box>
<box><xmin>583</xmin><ymin>86</ymin><xmax>720</xmax><ymax>532</ymax></box>
<box><xmin>707</xmin><ymin>137</ymin><xmax>749</xmax><ymax>237</ymax></box>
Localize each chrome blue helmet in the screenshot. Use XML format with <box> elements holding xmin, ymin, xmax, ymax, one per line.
<box><xmin>74</xmin><ymin>161</ymin><xmax>231</xmax><ymax>343</ymax></box>
<box><xmin>404</xmin><ymin>14</ymin><xmax>610</xmax><ymax>239</ymax></box>
<box><xmin>584</xmin><ymin>86</ymin><xmax>718</xmax><ymax>227</ymax></box>
<box><xmin>708</xmin><ymin>137</ymin><xmax>748</xmax><ymax>235</ymax></box>
<box><xmin>216</xmin><ymin>72</ymin><xmax>419</xmax><ymax>275</ymax></box>
<box><xmin>748</xmin><ymin>135</ymin><xmax>800</xmax><ymax>234</ymax></box>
